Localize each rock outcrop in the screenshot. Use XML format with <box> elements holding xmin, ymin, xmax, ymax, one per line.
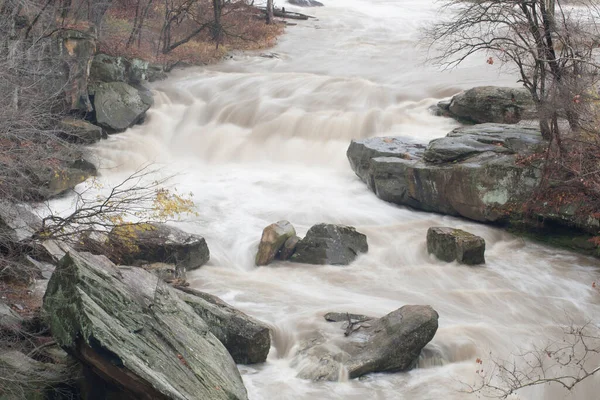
<box><xmin>427</xmin><ymin>227</ymin><xmax>485</xmax><ymax>265</ymax></box>
<box><xmin>60</xmin><ymin>29</ymin><xmax>97</xmax><ymax>112</ymax></box>
<box><xmin>109</xmin><ymin>223</ymin><xmax>210</xmax><ymax>275</ymax></box>
<box><xmin>295</xmin><ymin>305</ymin><xmax>438</xmax><ymax>381</ymax></box>
<box><xmin>43</xmin><ymin>251</ymin><xmax>248</xmax><ymax>400</ymax></box>
<box><xmin>347</xmin><ymin>123</ymin><xmax>599</xmax><ymax>241</ymax></box>
<box><xmin>90</xmin><ymin>53</ymin><xmax>167</xmax><ymax>85</ymax></box>
<box><xmin>255</xmin><ymin>220</ymin><xmax>296</xmax><ymax>266</ymax></box>
<box><xmin>441</xmin><ymin>86</ymin><xmax>536</xmax><ymax>124</ymax></box>
<box><xmin>177</xmin><ymin>287</ymin><xmax>271</xmax><ymax>364</ymax></box>
<box><xmin>90</xmin><ymin>81</ymin><xmax>154</xmax><ymax>132</ymax></box>
<box><xmin>291</xmin><ymin>224</ymin><xmax>368</xmax><ymax>266</ymax></box>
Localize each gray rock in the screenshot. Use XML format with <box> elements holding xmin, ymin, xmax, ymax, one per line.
<box><xmin>43</xmin><ymin>251</ymin><xmax>248</xmax><ymax>400</ymax></box>
<box><xmin>278</xmin><ymin>235</ymin><xmax>300</xmax><ymax>261</ymax></box>
<box><xmin>0</xmin><ymin>201</ymin><xmax>42</xmax><ymax>242</ymax></box>
<box><xmin>59</xmin><ymin>118</ymin><xmax>105</xmax><ymax>144</ymax></box>
<box><xmin>0</xmin><ymin>302</ymin><xmax>23</xmax><ymax>337</ymax></box>
<box><xmin>110</xmin><ymin>223</ymin><xmax>210</xmax><ymax>273</ymax></box>
<box><xmin>427</xmin><ymin>227</ymin><xmax>486</xmax><ymax>265</ymax></box>
<box><xmin>288</xmin><ymin>0</ymin><xmax>324</xmax><ymax>6</ymax></box>
<box><xmin>177</xmin><ymin>287</ymin><xmax>271</xmax><ymax>364</ymax></box>
<box><xmin>347</xmin><ymin>124</ymin><xmax>546</xmax><ymax>225</ymax></box>
<box><xmin>323</xmin><ymin>312</ymin><xmax>372</xmax><ymax>323</ymax></box>
<box><xmin>291</xmin><ymin>224</ymin><xmax>368</xmax><ymax>266</ymax></box>
<box><xmin>447</xmin><ymin>86</ymin><xmax>536</xmax><ymax>124</ymax></box>
<box><xmin>295</xmin><ymin>305</ymin><xmax>439</xmax><ymax>381</ymax></box>
<box><xmin>90</xmin><ymin>82</ymin><xmax>153</xmax><ymax>132</ymax></box>
<box><xmin>255</xmin><ymin>221</ymin><xmax>296</xmax><ymax>266</ymax></box>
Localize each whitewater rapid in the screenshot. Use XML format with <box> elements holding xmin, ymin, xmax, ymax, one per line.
<box><xmin>52</xmin><ymin>0</ymin><xmax>600</xmax><ymax>398</ymax></box>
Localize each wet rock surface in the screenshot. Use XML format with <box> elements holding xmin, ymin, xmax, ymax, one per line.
<box><xmin>291</xmin><ymin>224</ymin><xmax>368</xmax><ymax>265</ymax></box>
<box><xmin>427</xmin><ymin>227</ymin><xmax>486</xmax><ymax>265</ymax></box>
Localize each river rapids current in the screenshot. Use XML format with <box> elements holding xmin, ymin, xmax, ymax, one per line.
<box><xmin>49</xmin><ymin>1</ymin><xmax>600</xmax><ymax>399</ymax></box>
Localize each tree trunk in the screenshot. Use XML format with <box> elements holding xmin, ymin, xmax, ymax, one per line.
<box><xmin>266</xmin><ymin>0</ymin><xmax>274</xmax><ymax>24</ymax></box>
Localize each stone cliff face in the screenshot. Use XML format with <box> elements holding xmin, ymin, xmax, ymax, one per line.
<box><xmin>347</xmin><ymin>123</ymin><xmax>599</xmax><ymax>242</ymax></box>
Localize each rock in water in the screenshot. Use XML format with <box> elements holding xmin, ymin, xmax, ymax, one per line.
<box><xmin>110</xmin><ymin>223</ymin><xmax>210</xmax><ymax>273</ymax></box>
<box><xmin>43</xmin><ymin>251</ymin><xmax>248</xmax><ymax>400</ymax></box>
<box><xmin>289</xmin><ymin>0</ymin><xmax>324</xmax><ymax>6</ymax></box>
<box><xmin>90</xmin><ymin>82</ymin><xmax>153</xmax><ymax>132</ymax></box>
<box><xmin>446</xmin><ymin>86</ymin><xmax>536</xmax><ymax>124</ymax></box>
<box><xmin>177</xmin><ymin>287</ymin><xmax>271</xmax><ymax>364</ymax></box>
<box><xmin>291</xmin><ymin>224</ymin><xmax>368</xmax><ymax>265</ymax></box>
<box><xmin>59</xmin><ymin>118</ymin><xmax>105</xmax><ymax>144</ymax></box>
<box><xmin>255</xmin><ymin>221</ymin><xmax>296</xmax><ymax>266</ymax></box>
<box><xmin>295</xmin><ymin>305</ymin><xmax>439</xmax><ymax>381</ymax></box>
<box><xmin>427</xmin><ymin>227</ymin><xmax>485</xmax><ymax>265</ymax></box>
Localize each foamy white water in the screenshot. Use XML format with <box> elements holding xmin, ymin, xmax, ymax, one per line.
<box><xmin>54</xmin><ymin>1</ymin><xmax>600</xmax><ymax>398</ymax></box>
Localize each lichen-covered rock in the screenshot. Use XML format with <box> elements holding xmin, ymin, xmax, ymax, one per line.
<box><xmin>43</xmin><ymin>251</ymin><xmax>248</xmax><ymax>400</ymax></box>
<box><xmin>90</xmin><ymin>82</ymin><xmax>153</xmax><ymax>132</ymax></box>
<box><xmin>427</xmin><ymin>227</ymin><xmax>485</xmax><ymax>265</ymax></box>
<box><xmin>0</xmin><ymin>201</ymin><xmax>42</xmax><ymax>243</ymax></box>
<box><xmin>109</xmin><ymin>223</ymin><xmax>210</xmax><ymax>273</ymax></box>
<box><xmin>291</xmin><ymin>224</ymin><xmax>368</xmax><ymax>265</ymax></box>
<box><xmin>295</xmin><ymin>305</ymin><xmax>438</xmax><ymax>381</ymax></box>
<box><xmin>90</xmin><ymin>53</ymin><xmax>166</xmax><ymax>85</ymax></box>
<box><xmin>59</xmin><ymin>118</ymin><xmax>105</xmax><ymax>144</ymax></box>
<box><xmin>255</xmin><ymin>221</ymin><xmax>296</xmax><ymax>266</ymax></box>
<box><xmin>445</xmin><ymin>86</ymin><xmax>536</xmax><ymax>124</ymax></box>
<box><xmin>177</xmin><ymin>287</ymin><xmax>271</xmax><ymax>364</ymax></box>
<box><xmin>44</xmin><ymin>158</ymin><xmax>97</xmax><ymax>198</ymax></box>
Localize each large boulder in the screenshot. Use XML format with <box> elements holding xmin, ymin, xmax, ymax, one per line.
<box><xmin>90</xmin><ymin>82</ymin><xmax>153</xmax><ymax>132</ymax></box>
<box><xmin>109</xmin><ymin>223</ymin><xmax>210</xmax><ymax>274</ymax></box>
<box><xmin>347</xmin><ymin>124</ymin><xmax>600</xmax><ymax>243</ymax></box>
<box><xmin>294</xmin><ymin>305</ymin><xmax>438</xmax><ymax>381</ymax></box>
<box><xmin>255</xmin><ymin>220</ymin><xmax>296</xmax><ymax>266</ymax></box>
<box><xmin>427</xmin><ymin>227</ymin><xmax>485</xmax><ymax>265</ymax></box>
<box><xmin>291</xmin><ymin>224</ymin><xmax>368</xmax><ymax>266</ymax></box>
<box><xmin>0</xmin><ymin>201</ymin><xmax>42</xmax><ymax>243</ymax></box>
<box><xmin>177</xmin><ymin>287</ymin><xmax>271</xmax><ymax>364</ymax></box>
<box><xmin>444</xmin><ymin>86</ymin><xmax>536</xmax><ymax>124</ymax></box>
<box><xmin>43</xmin><ymin>251</ymin><xmax>248</xmax><ymax>400</ymax></box>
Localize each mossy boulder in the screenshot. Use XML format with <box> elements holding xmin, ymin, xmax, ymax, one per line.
<box><xmin>43</xmin><ymin>251</ymin><xmax>248</xmax><ymax>400</ymax></box>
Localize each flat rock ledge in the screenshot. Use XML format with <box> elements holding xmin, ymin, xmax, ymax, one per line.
<box><xmin>347</xmin><ymin>123</ymin><xmax>599</xmax><ymax>236</ymax></box>
<box><xmin>43</xmin><ymin>250</ymin><xmax>248</xmax><ymax>400</ymax></box>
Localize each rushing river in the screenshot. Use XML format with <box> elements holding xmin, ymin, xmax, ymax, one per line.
<box><xmin>54</xmin><ymin>0</ymin><xmax>600</xmax><ymax>398</ymax></box>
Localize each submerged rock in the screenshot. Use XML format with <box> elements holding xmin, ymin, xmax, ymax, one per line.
<box><xmin>427</xmin><ymin>227</ymin><xmax>485</xmax><ymax>265</ymax></box>
<box><xmin>295</xmin><ymin>305</ymin><xmax>439</xmax><ymax>381</ymax></box>
<box><xmin>443</xmin><ymin>86</ymin><xmax>536</xmax><ymax>124</ymax></box>
<box><xmin>110</xmin><ymin>223</ymin><xmax>210</xmax><ymax>274</ymax></box>
<box><xmin>90</xmin><ymin>82</ymin><xmax>153</xmax><ymax>132</ymax></box>
<box><xmin>255</xmin><ymin>220</ymin><xmax>296</xmax><ymax>266</ymax></box>
<box><xmin>177</xmin><ymin>287</ymin><xmax>271</xmax><ymax>364</ymax></box>
<box><xmin>291</xmin><ymin>224</ymin><xmax>368</xmax><ymax>265</ymax></box>
<box><xmin>43</xmin><ymin>251</ymin><xmax>248</xmax><ymax>400</ymax></box>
